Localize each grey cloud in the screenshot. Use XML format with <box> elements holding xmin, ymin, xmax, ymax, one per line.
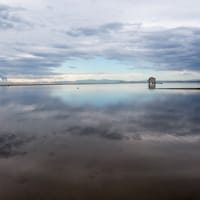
<box><xmin>0</xmin><ymin>41</ymin><xmax>93</xmax><ymax>75</ymax></box>
<box><xmin>63</xmin><ymin>25</ymin><xmax>200</xmax><ymax>71</ymax></box>
<box><xmin>102</xmin><ymin>26</ymin><xmax>200</xmax><ymax>71</ymax></box>
<box><xmin>52</xmin><ymin>44</ymin><xmax>71</xmax><ymax>49</ymax></box>
<box><xmin>0</xmin><ymin>58</ymin><xmax>57</xmax><ymax>76</ymax></box>
<box><xmin>0</xmin><ymin>1</ymin><xmax>200</xmax><ymax>76</ymax></box>
<box><xmin>66</xmin><ymin>22</ymin><xmax>123</xmax><ymax>37</ymax></box>
<box><xmin>1</xmin><ymin>23</ymin><xmax>200</xmax><ymax>76</ymax></box>
<box><xmin>0</xmin><ymin>4</ymin><xmax>30</xmax><ymax>30</ymax></box>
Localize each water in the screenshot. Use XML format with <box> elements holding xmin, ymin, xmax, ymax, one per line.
<box><xmin>0</xmin><ymin>83</ymin><xmax>200</xmax><ymax>200</ymax></box>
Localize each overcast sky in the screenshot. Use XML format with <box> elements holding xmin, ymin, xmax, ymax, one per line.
<box><xmin>1</xmin><ymin>0</ymin><xmax>200</xmax><ymax>81</ymax></box>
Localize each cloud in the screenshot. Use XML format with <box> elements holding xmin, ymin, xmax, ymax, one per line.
<box><xmin>0</xmin><ymin>4</ymin><xmax>30</xmax><ymax>30</ymax></box>
<box><xmin>133</xmin><ymin>27</ymin><xmax>200</xmax><ymax>71</ymax></box>
<box><xmin>1</xmin><ymin>25</ymin><xmax>200</xmax><ymax>77</ymax></box>
<box><xmin>90</xmin><ymin>27</ymin><xmax>200</xmax><ymax>71</ymax></box>
<box><xmin>0</xmin><ymin>1</ymin><xmax>200</xmax><ymax>78</ymax></box>
<box><xmin>66</xmin><ymin>22</ymin><xmax>123</xmax><ymax>37</ymax></box>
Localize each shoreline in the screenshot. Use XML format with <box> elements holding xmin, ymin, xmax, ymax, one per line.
<box><xmin>0</xmin><ymin>83</ymin><xmax>200</xmax><ymax>90</ymax></box>
<box><xmin>0</xmin><ymin>82</ymin><xmax>147</xmax><ymax>87</ymax></box>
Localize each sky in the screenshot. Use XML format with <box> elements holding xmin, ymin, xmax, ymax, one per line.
<box><xmin>0</xmin><ymin>0</ymin><xmax>200</xmax><ymax>82</ymax></box>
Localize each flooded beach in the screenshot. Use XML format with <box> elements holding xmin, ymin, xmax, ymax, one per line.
<box><xmin>0</xmin><ymin>83</ymin><xmax>200</xmax><ymax>200</ymax></box>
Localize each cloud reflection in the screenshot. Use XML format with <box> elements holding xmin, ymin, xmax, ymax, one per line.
<box><xmin>0</xmin><ymin>85</ymin><xmax>200</xmax><ymax>143</ymax></box>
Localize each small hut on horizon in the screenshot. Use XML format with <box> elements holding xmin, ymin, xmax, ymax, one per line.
<box><xmin>148</xmin><ymin>77</ymin><xmax>156</xmax><ymax>89</ymax></box>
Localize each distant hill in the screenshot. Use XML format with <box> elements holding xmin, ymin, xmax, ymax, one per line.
<box><xmin>62</xmin><ymin>79</ymin><xmax>147</xmax><ymax>84</ymax></box>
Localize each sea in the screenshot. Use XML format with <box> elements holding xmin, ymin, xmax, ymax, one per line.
<box><xmin>0</xmin><ymin>82</ymin><xmax>200</xmax><ymax>200</ymax></box>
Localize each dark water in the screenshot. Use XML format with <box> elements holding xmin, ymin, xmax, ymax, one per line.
<box><xmin>0</xmin><ymin>83</ymin><xmax>200</xmax><ymax>200</ymax></box>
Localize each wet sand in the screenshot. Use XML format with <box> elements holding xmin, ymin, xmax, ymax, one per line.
<box><xmin>1</xmin><ymin>137</ymin><xmax>200</xmax><ymax>200</ymax></box>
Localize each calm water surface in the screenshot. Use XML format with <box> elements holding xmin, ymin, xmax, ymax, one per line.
<box><xmin>0</xmin><ymin>83</ymin><xmax>200</xmax><ymax>200</ymax></box>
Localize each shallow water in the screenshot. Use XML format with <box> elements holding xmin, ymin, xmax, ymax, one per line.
<box><xmin>0</xmin><ymin>83</ymin><xmax>200</xmax><ymax>200</ymax></box>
